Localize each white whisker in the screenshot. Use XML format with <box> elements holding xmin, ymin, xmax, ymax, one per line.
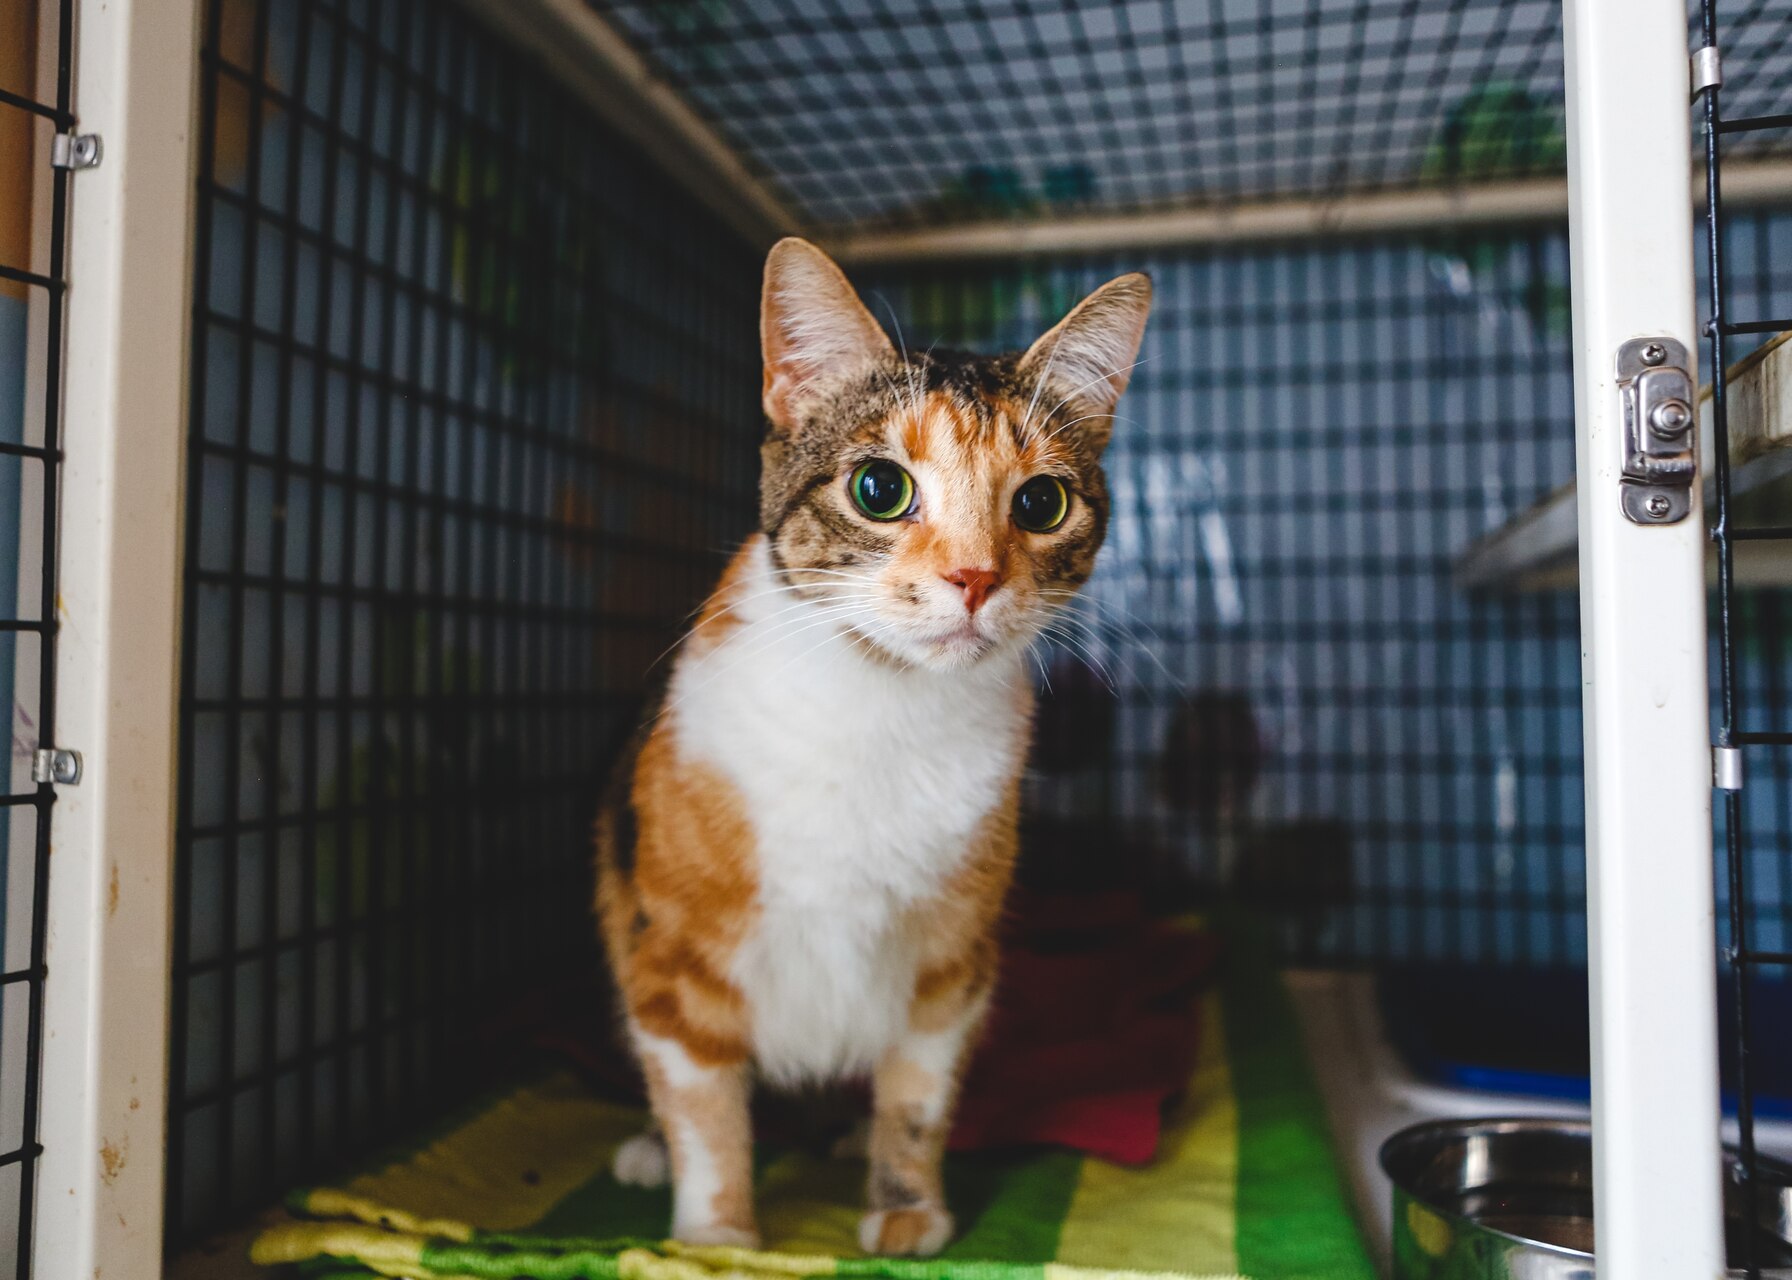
<box><xmin>1018</xmin><ymin>329</ymin><xmax>1068</xmax><ymax>446</ymax></box>
<box><xmin>872</xmin><ymin>292</ymin><xmax>928</xmax><ymax>427</ymax></box>
<box><xmin>1039</xmin><ymin>356</ymin><xmax>1151</xmax><ymax>428</ymax></box>
<box><xmin>661</xmin><ymin>596</ymin><xmax>881</xmax><ymax>717</ymax></box>
<box><xmin>1033</xmin><ymin>589</ymin><xmax>1186</xmax><ymax>693</ymax></box>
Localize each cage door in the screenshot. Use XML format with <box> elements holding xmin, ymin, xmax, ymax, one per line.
<box><xmin>1564</xmin><ymin>1</ymin><xmax>1725</xmax><ymax>1275</ymax></box>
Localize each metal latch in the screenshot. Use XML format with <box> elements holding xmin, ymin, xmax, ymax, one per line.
<box><xmin>31</xmin><ymin>748</ymin><xmax>82</xmax><ymax>786</ymax></box>
<box><xmin>49</xmin><ymin>132</ymin><xmax>102</xmax><ymax>171</ymax></box>
<box><xmin>1616</xmin><ymin>336</ymin><xmax>1696</xmax><ymax>525</ymax></box>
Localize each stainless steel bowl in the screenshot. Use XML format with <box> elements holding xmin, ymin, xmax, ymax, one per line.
<box><xmin>1380</xmin><ymin>1117</ymin><xmax>1792</xmax><ymax>1279</ymax></box>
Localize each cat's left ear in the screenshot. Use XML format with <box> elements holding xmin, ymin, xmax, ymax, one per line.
<box><xmin>761</xmin><ymin>237</ymin><xmax>896</xmax><ymax>432</ymax></box>
<box><xmin>1018</xmin><ymin>273</ymin><xmax>1152</xmax><ymax>450</ymax></box>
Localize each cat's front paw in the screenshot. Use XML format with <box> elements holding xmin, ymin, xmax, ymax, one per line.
<box><xmin>673</xmin><ymin>1221</ymin><xmax>762</xmax><ymax>1249</ymax></box>
<box><xmin>612</xmin><ymin>1132</ymin><xmax>670</xmax><ymax>1187</ymax></box>
<box><xmin>859</xmin><ymin>1207</ymin><xmax>954</xmax><ymax>1257</ymax></box>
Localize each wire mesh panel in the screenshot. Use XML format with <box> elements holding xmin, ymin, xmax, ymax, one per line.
<box><xmin>168</xmin><ymin>0</ymin><xmax>762</xmax><ymax>1245</ymax></box>
<box><xmin>862</xmin><ymin>237</ymin><xmax>1584</xmax><ymax>965</ymax></box>
<box><xmin>0</xmin><ymin>0</ymin><xmax>70</xmax><ymax>1274</ymax></box>
<box><xmin>1704</xmin><ymin>207</ymin><xmax>1792</xmax><ymax>981</ymax></box>
<box><xmin>589</xmin><ymin>0</ymin><xmax>1792</xmax><ymax>234</ymax></box>
<box><xmin>1700</xmin><ymin>0</ymin><xmax>1792</xmax><ymax>1273</ymax></box>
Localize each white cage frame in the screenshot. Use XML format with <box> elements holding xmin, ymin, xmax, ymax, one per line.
<box><xmin>1564</xmin><ymin>1</ymin><xmax>1726</xmax><ymax>1275</ymax></box>
<box><xmin>32</xmin><ymin>0</ymin><xmax>202</xmax><ymax>1274</ymax></box>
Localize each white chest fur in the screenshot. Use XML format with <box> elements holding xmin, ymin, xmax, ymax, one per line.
<box><xmin>665</xmin><ymin>541</ymin><xmax>1029</xmax><ymax>1085</ymax></box>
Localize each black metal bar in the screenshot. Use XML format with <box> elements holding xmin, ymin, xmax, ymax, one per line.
<box><xmin>11</xmin><ymin>0</ymin><xmax>74</xmax><ymax>1270</ymax></box>
<box><xmin>430</xmin><ymin>2</ymin><xmax>472</xmax><ymax>1076</ymax></box>
<box><xmin>164</xmin><ymin>0</ymin><xmax>225</xmax><ymax>1238</ymax></box>
<box><xmin>1717</xmin><ymin>112</ymin><xmax>1792</xmax><ymax>135</ymax></box>
<box><xmin>252</xmin><ymin>0</ymin><xmax>316</xmax><ymax>1205</ymax></box>
<box><xmin>1734</xmin><ymin>950</ymin><xmax>1792</xmax><ymax>966</ymax></box>
<box><xmin>329</xmin><ymin>0</ymin><xmax>383</xmax><ymax>1157</ymax></box>
<box><xmin>388</xmin><ymin>0</ymin><xmax>427</xmax><ymax>1120</ymax></box>
<box><xmin>279</xmin><ymin>0</ymin><xmax>343</xmax><ymax>1184</ymax></box>
<box><xmin>361</xmin><ymin>0</ymin><xmax>399</xmax><ymax>1130</ymax></box>
<box><xmin>210</xmin><ymin>0</ymin><xmax>274</xmax><ymax>1216</ymax></box>
<box><xmin>1732</xmin><ymin>732</ymin><xmax>1792</xmax><ymax>745</ymax></box>
<box><xmin>1700</xmin><ymin>3</ymin><xmax>1762</xmax><ymax>1275</ymax></box>
<box><xmin>0</xmin><ymin>84</ymin><xmax>73</xmax><ymax>126</ymax></box>
<box><xmin>1718</xmin><ymin>319</ymin><xmax>1792</xmax><ymax>335</ymax></box>
<box><xmin>0</xmin><ymin>263</ymin><xmax>59</xmax><ymax>292</ymax></box>
<box><xmin>0</xmin><ymin>1147</ymin><xmax>44</xmax><ymax>1174</ymax></box>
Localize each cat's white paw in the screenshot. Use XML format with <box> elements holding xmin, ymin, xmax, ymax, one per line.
<box><xmin>859</xmin><ymin>1206</ymin><xmax>954</xmax><ymax>1257</ymax></box>
<box><xmin>612</xmin><ymin>1132</ymin><xmax>670</xmax><ymax>1187</ymax></box>
<box><xmin>673</xmin><ymin>1222</ymin><xmax>761</xmax><ymax>1249</ymax></box>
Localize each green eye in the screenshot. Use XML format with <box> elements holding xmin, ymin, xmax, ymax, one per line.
<box><xmin>849</xmin><ymin>459</ymin><xmax>915</xmax><ymax>521</ymax></box>
<box><xmin>1012</xmin><ymin>475</ymin><xmax>1070</xmax><ymax>533</ymax></box>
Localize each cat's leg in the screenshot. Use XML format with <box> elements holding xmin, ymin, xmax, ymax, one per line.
<box><xmin>598</xmin><ymin>715</ymin><xmax>763</xmax><ymax>1245</ymax></box>
<box><xmin>861</xmin><ymin>794</ymin><xmax>1016</xmax><ymax>1256</ymax></box>
<box><xmin>632</xmin><ymin>1024</ymin><xmax>759</xmax><ymax>1247</ymax></box>
<box><xmin>859</xmin><ymin>982</ymin><xmax>990</xmax><ymax>1256</ymax></box>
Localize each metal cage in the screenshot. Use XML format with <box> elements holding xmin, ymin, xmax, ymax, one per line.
<box><xmin>7</xmin><ymin>0</ymin><xmax>1792</xmax><ymax>1276</ymax></box>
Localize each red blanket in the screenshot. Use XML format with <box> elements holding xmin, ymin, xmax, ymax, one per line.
<box><xmin>949</xmin><ymin>891</ymin><xmax>1219</xmax><ymax>1164</ymax></box>
<box><xmin>533</xmin><ymin>891</ymin><xmax>1219</xmax><ymax>1166</ymax></box>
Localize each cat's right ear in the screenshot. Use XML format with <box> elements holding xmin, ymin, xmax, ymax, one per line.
<box><xmin>761</xmin><ymin>237</ymin><xmax>895</xmax><ymax>432</ymax></box>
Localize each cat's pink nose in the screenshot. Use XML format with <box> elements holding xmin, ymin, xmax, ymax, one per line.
<box><xmin>943</xmin><ymin>567</ymin><xmax>1003</xmax><ymax>613</ymax></box>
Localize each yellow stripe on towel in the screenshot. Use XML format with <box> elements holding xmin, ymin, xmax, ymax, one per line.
<box><xmin>249</xmin><ymin>1221</ymin><xmax>431</xmax><ymax>1276</ymax></box>
<box><xmin>340</xmin><ymin>1071</ymin><xmax>644</xmax><ymax>1232</ymax></box>
<box><xmin>1054</xmin><ymin>993</ymin><xmax>1239</xmax><ymax>1276</ymax></box>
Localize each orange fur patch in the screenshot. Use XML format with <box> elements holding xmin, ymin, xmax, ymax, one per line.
<box><xmin>595</xmin><ymin>650</ymin><xmax>760</xmax><ymax>1069</ymax></box>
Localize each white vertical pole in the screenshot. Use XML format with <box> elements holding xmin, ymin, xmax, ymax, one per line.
<box><xmin>34</xmin><ymin>0</ymin><xmax>202</xmax><ymax>1274</ymax></box>
<box><xmin>1565</xmin><ymin>2</ymin><xmax>1726</xmax><ymax>1277</ymax></box>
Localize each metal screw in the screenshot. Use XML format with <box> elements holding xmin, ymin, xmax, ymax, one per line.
<box><xmin>1641</xmin><ymin>342</ymin><xmax>1668</xmax><ymax>366</ymax></box>
<box><xmin>30</xmin><ymin>748</ymin><xmax>82</xmax><ymax>785</ymax></box>
<box><xmin>1646</xmin><ymin>493</ymin><xmax>1672</xmax><ymax>517</ymax></box>
<box><xmin>1650</xmin><ymin>398</ymin><xmax>1694</xmax><ymax>439</ymax></box>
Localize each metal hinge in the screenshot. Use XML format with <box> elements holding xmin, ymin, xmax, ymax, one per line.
<box><xmin>1692</xmin><ymin>46</ymin><xmax>1723</xmax><ymax>98</ymax></box>
<box><xmin>1715</xmin><ymin>745</ymin><xmax>1744</xmax><ymax>792</ymax></box>
<box><xmin>1615</xmin><ymin>337</ymin><xmax>1696</xmax><ymax>524</ymax></box>
<box><xmin>50</xmin><ymin>132</ymin><xmax>102</xmax><ymax>171</ymax></box>
<box><xmin>31</xmin><ymin>748</ymin><xmax>82</xmax><ymax>786</ymax></box>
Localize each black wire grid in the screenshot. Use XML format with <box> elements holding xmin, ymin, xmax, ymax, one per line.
<box><xmin>591</xmin><ymin>0</ymin><xmax>1792</xmax><ymax>234</ymax></box>
<box><xmin>1702</xmin><ymin>2</ymin><xmax>1792</xmax><ymax>1274</ymax></box>
<box><xmin>865</xmin><ymin>235</ymin><xmax>1590</xmax><ymax>965</ymax></box>
<box><xmin>167</xmin><ymin>0</ymin><xmax>762</xmax><ymax>1245</ymax></box>
<box><xmin>0</xmin><ymin>1</ymin><xmax>70</xmax><ymax>1275</ymax></box>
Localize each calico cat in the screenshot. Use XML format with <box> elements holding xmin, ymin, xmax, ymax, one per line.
<box><xmin>594</xmin><ymin>238</ymin><xmax>1150</xmax><ymax>1256</ymax></box>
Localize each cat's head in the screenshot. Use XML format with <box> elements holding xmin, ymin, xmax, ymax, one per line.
<box><xmin>756</xmin><ymin>238</ymin><xmax>1150</xmax><ymax>673</ymax></box>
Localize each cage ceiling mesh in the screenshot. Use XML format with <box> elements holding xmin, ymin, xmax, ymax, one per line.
<box><xmin>590</xmin><ymin>0</ymin><xmax>1792</xmax><ymax>232</ymax></box>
